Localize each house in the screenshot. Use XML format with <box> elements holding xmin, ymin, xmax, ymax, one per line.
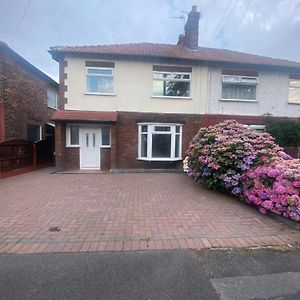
<box><xmin>0</xmin><ymin>41</ymin><xmax>58</xmax><ymax>143</ymax></box>
<box><xmin>49</xmin><ymin>5</ymin><xmax>300</xmax><ymax>172</ymax></box>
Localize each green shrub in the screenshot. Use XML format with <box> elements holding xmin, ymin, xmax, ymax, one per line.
<box><xmin>266</xmin><ymin>118</ymin><xmax>300</xmax><ymax>147</ymax></box>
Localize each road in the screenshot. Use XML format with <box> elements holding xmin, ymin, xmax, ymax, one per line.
<box><xmin>0</xmin><ymin>248</ymin><xmax>300</xmax><ymax>300</ymax></box>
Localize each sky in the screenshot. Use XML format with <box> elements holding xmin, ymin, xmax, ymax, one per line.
<box><xmin>0</xmin><ymin>0</ymin><xmax>300</xmax><ymax>82</ymax></box>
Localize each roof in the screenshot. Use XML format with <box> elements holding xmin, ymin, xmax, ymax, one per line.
<box><xmin>52</xmin><ymin>110</ymin><xmax>118</xmax><ymax>122</ymax></box>
<box><xmin>0</xmin><ymin>41</ymin><xmax>58</xmax><ymax>86</ymax></box>
<box><xmin>49</xmin><ymin>43</ymin><xmax>300</xmax><ymax>70</ymax></box>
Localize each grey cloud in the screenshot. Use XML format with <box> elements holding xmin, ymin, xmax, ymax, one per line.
<box><xmin>0</xmin><ymin>0</ymin><xmax>299</xmax><ymax>80</ymax></box>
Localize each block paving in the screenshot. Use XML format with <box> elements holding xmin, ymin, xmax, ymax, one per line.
<box><xmin>0</xmin><ymin>168</ymin><xmax>299</xmax><ymax>254</ymax></box>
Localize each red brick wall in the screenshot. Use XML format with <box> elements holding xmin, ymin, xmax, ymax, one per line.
<box><xmin>56</xmin><ymin>112</ymin><xmax>300</xmax><ymax>171</ymax></box>
<box><xmin>101</xmin><ymin>148</ymin><xmax>111</xmax><ymax>170</ymax></box>
<box><xmin>0</xmin><ymin>101</ymin><xmax>5</xmax><ymax>141</ymax></box>
<box><xmin>54</xmin><ymin>122</ymin><xmax>65</xmax><ymax>171</ymax></box>
<box><xmin>65</xmin><ymin>148</ymin><xmax>80</xmax><ymax>169</ymax></box>
<box><xmin>0</xmin><ymin>51</ymin><xmax>58</xmax><ymax>140</ymax></box>
<box><xmin>55</xmin><ymin>122</ymin><xmax>80</xmax><ymax>170</ymax></box>
<box><xmin>64</xmin><ymin>148</ymin><xmax>109</xmax><ymax>170</ymax></box>
<box><xmin>200</xmin><ymin>114</ymin><xmax>267</xmax><ymax>127</ymax></box>
<box><xmin>54</xmin><ymin>112</ymin><xmax>202</xmax><ymax>171</ymax></box>
<box><xmin>115</xmin><ymin>112</ymin><xmax>202</xmax><ymax>169</ymax></box>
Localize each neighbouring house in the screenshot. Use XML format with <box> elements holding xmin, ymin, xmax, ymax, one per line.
<box><xmin>0</xmin><ymin>41</ymin><xmax>58</xmax><ymax>143</ymax></box>
<box><xmin>49</xmin><ymin>5</ymin><xmax>300</xmax><ymax>172</ymax></box>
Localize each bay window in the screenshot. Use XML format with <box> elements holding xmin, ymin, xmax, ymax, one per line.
<box><xmin>138</xmin><ymin>123</ymin><xmax>182</xmax><ymax>161</ymax></box>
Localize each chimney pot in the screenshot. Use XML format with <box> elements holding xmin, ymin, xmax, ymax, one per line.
<box><xmin>177</xmin><ymin>33</ymin><xmax>185</xmax><ymax>46</ymax></box>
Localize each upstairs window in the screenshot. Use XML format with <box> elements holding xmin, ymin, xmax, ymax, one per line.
<box><xmin>221</xmin><ymin>70</ymin><xmax>258</xmax><ymax>101</ymax></box>
<box><xmin>138</xmin><ymin>123</ymin><xmax>182</xmax><ymax>161</ymax></box>
<box><xmin>47</xmin><ymin>89</ymin><xmax>57</xmax><ymax>109</ymax></box>
<box><xmin>288</xmin><ymin>75</ymin><xmax>300</xmax><ymax>104</ymax></box>
<box><xmin>152</xmin><ymin>65</ymin><xmax>192</xmax><ymax>98</ymax></box>
<box><xmin>86</xmin><ymin>61</ymin><xmax>114</xmax><ymax>95</ymax></box>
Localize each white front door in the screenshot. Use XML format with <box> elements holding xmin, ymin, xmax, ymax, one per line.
<box><xmin>80</xmin><ymin>128</ymin><xmax>101</xmax><ymax>169</ymax></box>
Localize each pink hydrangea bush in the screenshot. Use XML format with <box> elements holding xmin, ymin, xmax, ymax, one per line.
<box><xmin>243</xmin><ymin>156</ymin><xmax>300</xmax><ymax>221</ymax></box>
<box><xmin>185</xmin><ymin>120</ymin><xmax>281</xmax><ymax>195</ymax></box>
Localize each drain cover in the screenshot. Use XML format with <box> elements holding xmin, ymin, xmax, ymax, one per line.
<box><xmin>49</xmin><ymin>226</ymin><xmax>61</xmax><ymax>232</ymax></box>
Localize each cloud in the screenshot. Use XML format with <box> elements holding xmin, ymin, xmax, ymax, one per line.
<box><xmin>0</xmin><ymin>0</ymin><xmax>299</xmax><ymax>79</ymax></box>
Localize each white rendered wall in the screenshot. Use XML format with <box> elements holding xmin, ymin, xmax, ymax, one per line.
<box><xmin>207</xmin><ymin>67</ymin><xmax>300</xmax><ymax>117</ymax></box>
<box><xmin>64</xmin><ymin>57</ymin><xmax>209</xmax><ymax>114</ymax></box>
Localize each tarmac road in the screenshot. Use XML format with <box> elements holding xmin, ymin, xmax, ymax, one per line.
<box><xmin>0</xmin><ymin>248</ymin><xmax>300</xmax><ymax>300</ymax></box>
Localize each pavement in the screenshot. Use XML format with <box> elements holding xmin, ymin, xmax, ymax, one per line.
<box><xmin>0</xmin><ymin>168</ymin><xmax>299</xmax><ymax>254</ymax></box>
<box><xmin>0</xmin><ymin>248</ymin><xmax>300</xmax><ymax>300</ymax></box>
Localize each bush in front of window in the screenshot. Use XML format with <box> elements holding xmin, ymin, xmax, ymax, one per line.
<box><xmin>185</xmin><ymin>120</ymin><xmax>281</xmax><ymax>195</ymax></box>
<box><xmin>185</xmin><ymin>119</ymin><xmax>300</xmax><ymax>222</ymax></box>
<box><xmin>266</xmin><ymin>118</ymin><xmax>300</xmax><ymax>147</ymax></box>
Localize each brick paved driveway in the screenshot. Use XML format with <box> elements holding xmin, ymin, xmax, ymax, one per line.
<box><xmin>0</xmin><ymin>168</ymin><xmax>299</xmax><ymax>254</ymax></box>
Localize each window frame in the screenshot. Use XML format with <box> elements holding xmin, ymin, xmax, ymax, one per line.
<box><xmin>100</xmin><ymin>126</ymin><xmax>111</xmax><ymax>148</ymax></box>
<box><xmin>66</xmin><ymin>124</ymin><xmax>80</xmax><ymax>147</ymax></box>
<box><xmin>221</xmin><ymin>75</ymin><xmax>259</xmax><ymax>102</ymax></box>
<box><xmin>152</xmin><ymin>69</ymin><xmax>192</xmax><ymax>99</ymax></box>
<box><xmin>86</xmin><ymin>66</ymin><xmax>115</xmax><ymax>95</ymax></box>
<box><xmin>248</xmin><ymin>124</ymin><xmax>266</xmax><ymax>133</ymax></box>
<box><xmin>47</xmin><ymin>89</ymin><xmax>57</xmax><ymax>109</ymax></box>
<box><xmin>27</xmin><ymin>124</ymin><xmax>42</xmax><ymax>142</ymax></box>
<box><xmin>137</xmin><ymin>123</ymin><xmax>183</xmax><ymax>161</ymax></box>
<box><xmin>66</xmin><ymin>124</ymin><xmax>111</xmax><ymax>148</ymax></box>
<box><xmin>288</xmin><ymin>79</ymin><xmax>300</xmax><ymax>104</ymax></box>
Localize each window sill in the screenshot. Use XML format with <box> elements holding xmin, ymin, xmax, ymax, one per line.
<box><xmin>151</xmin><ymin>96</ymin><xmax>192</xmax><ymax>100</ymax></box>
<box><xmin>137</xmin><ymin>157</ymin><xmax>182</xmax><ymax>162</ymax></box>
<box><xmin>47</xmin><ymin>106</ymin><xmax>57</xmax><ymax>110</ymax></box>
<box><xmin>288</xmin><ymin>101</ymin><xmax>300</xmax><ymax>105</ymax></box>
<box><xmin>220</xmin><ymin>98</ymin><xmax>258</xmax><ymax>103</ymax></box>
<box><xmin>85</xmin><ymin>92</ymin><xmax>116</xmax><ymax>96</ymax></box>
<box><xmin>66</xmin><ymin>145</ymin><xmax>80</xmax><ymax>148</ymax></box>
<box><xmin>100</xmin><ymin>145</ymin><xmax>111</xmax><ymax>148</ymax></box>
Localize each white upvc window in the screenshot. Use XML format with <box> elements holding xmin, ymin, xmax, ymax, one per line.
<box><xmin>66</xmin><ymin>125</ymin><xmax>80</xmax><ymax>147</ymax></box>
<box><xmin>152</xmin><ymin>70</ymin><xmax>191</xmax><ymax>98</ymax></box>
<box><xmin>248</xmin><ymin>124</ymin><xmax>266</xmax><ymax>133</ymax></box>
<box><xmin>86</xmin><ymin>67</ymin><xmax>114</xmax><ymax>95</ymax></box>
<box><xmin>221</xmin><ymin>75</ymin><xmax>258</xmax><ymax>101</ymax></box>
<box><xmin>101</xmin><ymin>126</ymin><xmax>111</xmax><ymax>148</ymax></box>
<box><xmin>288</xmin><ymin>79</ymin><xmax>300</xmax><ymax>104</ymax></box>
<box><xmin>138</xmin><ymin>123</ymin><xmax>183</xmax><ymax>161</ymax></box>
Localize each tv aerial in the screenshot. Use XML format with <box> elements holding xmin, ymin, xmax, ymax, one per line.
<box><xmin>171</xmin><ymin>15</ymin><xmax>186</xmax><ymax>29</ymax></box>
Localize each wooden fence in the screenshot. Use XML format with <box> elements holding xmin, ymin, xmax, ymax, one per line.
<box><xmin>0</xmin><ymin>139</ymin><xmax>53</xmax><ymax>179</ymax></box>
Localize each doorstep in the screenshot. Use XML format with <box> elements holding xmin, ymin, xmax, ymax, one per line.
<box><xmin>53</xmin><ymin>168</ymin><xmax>110</xmax><ymax>174</ymax></box>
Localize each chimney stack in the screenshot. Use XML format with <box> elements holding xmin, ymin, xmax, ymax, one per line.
<box><xmin>178</xmin><ymin>5</ymin><xmax>200</xmax><ymax>50</ymax></box>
